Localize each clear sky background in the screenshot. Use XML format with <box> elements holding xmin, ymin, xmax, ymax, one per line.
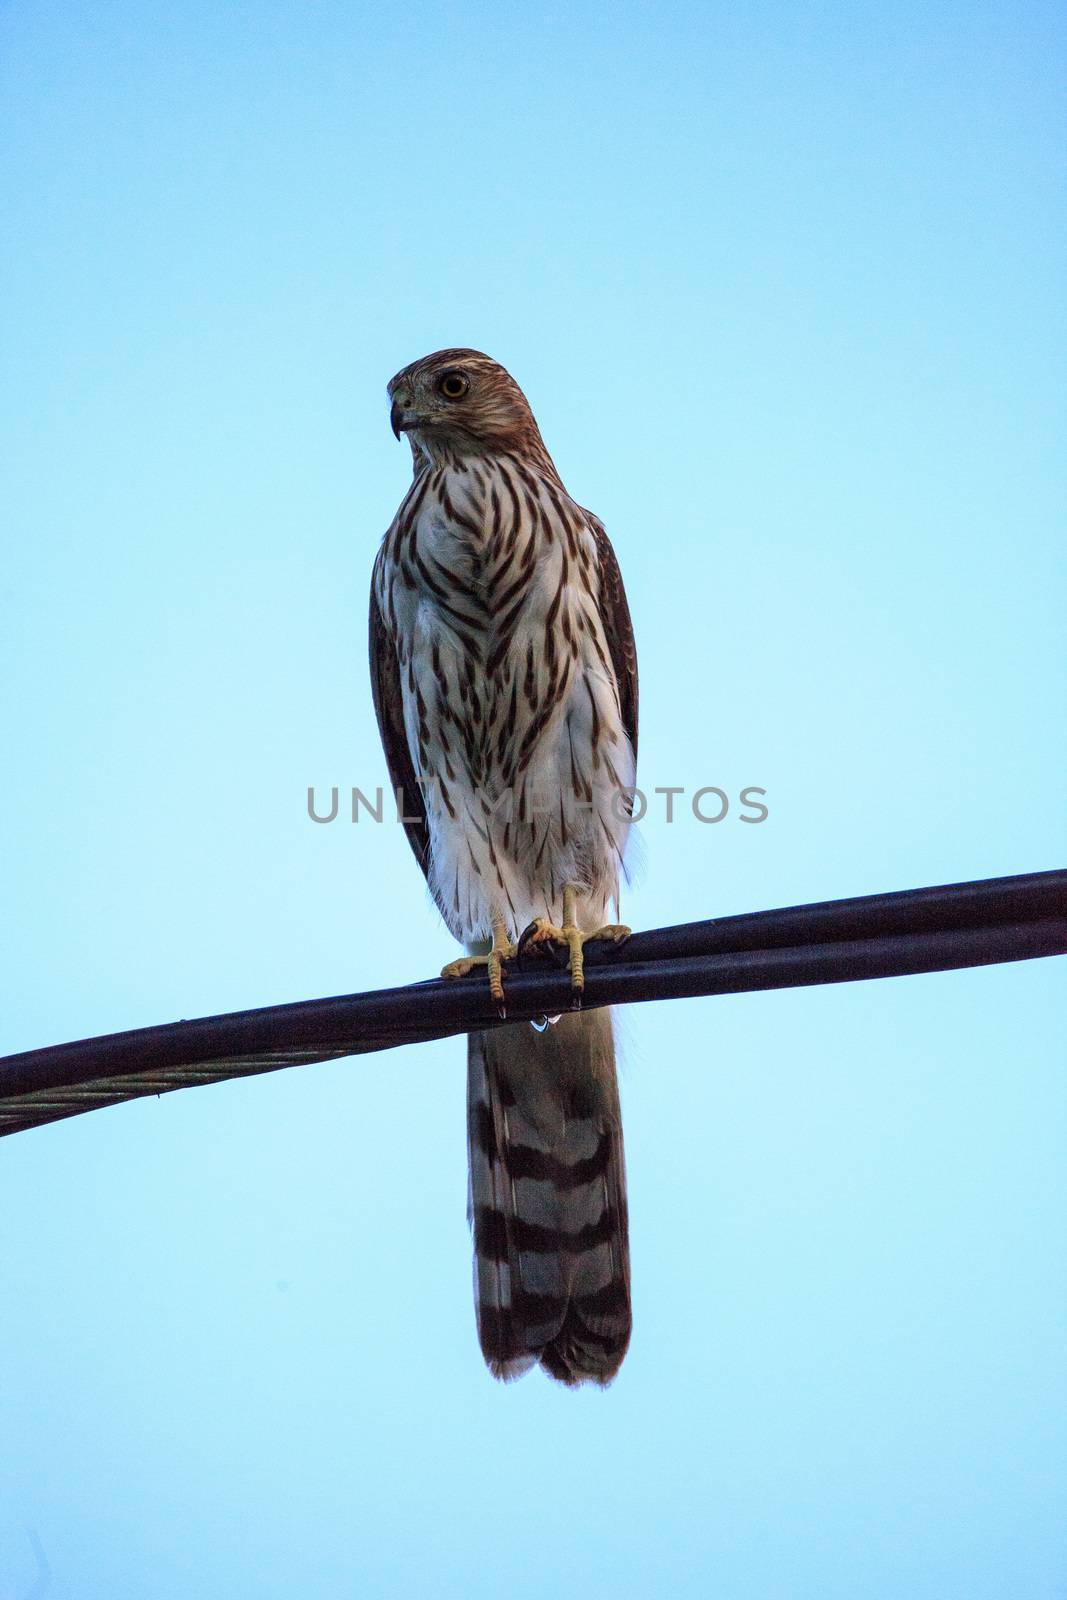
<box><xmin>1</xmin><ymin>1</ymin><xmax>1064</xmax><ymax>1595</ymax></box>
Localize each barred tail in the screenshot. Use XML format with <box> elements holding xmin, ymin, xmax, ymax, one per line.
<box><xmin>467</xmin><ymin>1008</ymin><xmax>631</xmax><ymax>1385</ymax></box>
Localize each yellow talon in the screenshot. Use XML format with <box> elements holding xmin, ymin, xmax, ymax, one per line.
<box><xmin>441</xmin><ymin>917</ymin><xmax>516</xmax><ymax>1005</ymax></box>
<box><xmin>519</xmin><ymin>888</ymin><xmax>631</xmax><ymax>996</ymax></box>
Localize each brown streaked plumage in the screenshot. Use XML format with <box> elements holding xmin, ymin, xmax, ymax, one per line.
<box><xmin>369</xmin><ymin>348</ymin><xmax>638</xmax><ymax>1383</ymax></box>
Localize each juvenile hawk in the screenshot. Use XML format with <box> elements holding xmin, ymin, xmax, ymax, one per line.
<box><xmin>369</xmin><ymin>349</ymin><xmax>638</xmax><ymax>1383</ymax></box>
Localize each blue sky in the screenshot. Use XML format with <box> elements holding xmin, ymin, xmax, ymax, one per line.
<box><xmin>1</xmin><ymin>1</ymin><xmax>1064</xmax><ymax>1595</ymax></box>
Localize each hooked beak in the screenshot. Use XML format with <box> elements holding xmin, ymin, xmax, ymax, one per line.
<box><xmin>390</xmin><ymin>388</ymin><xmax>422</xmax><ymax>441</ymax></box>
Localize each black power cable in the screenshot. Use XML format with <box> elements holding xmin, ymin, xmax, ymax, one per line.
<box><xmin>2</xmin><ymin>869</ymin><xmax>1064</xmax><ymax>1137</ymax></box>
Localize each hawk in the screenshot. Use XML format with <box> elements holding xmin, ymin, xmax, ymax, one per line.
<box><xmin>369</xmin><ymin>349</ymin><xmax>638</xmax><ymax>1384</ymax></box>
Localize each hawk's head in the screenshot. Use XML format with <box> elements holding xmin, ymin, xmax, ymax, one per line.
<box><xmin>387</xmin><ymin>349</ymin><xmax>545</xmax><ymax>461</ymax></box>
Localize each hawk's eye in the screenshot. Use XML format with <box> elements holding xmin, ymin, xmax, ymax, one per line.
<box><xmin>437</xmin><ymin>370</ymin><xmax>470</xmax><ymax>400</ymax></box>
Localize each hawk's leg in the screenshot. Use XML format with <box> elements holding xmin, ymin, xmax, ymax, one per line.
<box><xmin>441</xmin><ymin>914</ymin><xmax>517</xmax><ymax>1006</ymax></box>
<box><xmin>518</xmin><ymin>882</ymin><xmax>631</xmax><ymax>996</ymax></box>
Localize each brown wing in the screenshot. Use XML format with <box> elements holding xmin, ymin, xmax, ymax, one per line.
<box><xmin>368</xmin><ymin>570</ymin><xmax>431</xmax><ymax>883</ymax></box>
<box><xmin>589</xmin><ymin>515</ymin><xmax>639</xmax><ymax>761</ymax></box>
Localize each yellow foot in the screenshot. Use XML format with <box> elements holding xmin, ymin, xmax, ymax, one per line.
<box><xmin>518</xmin><ymin>890</ymin><xmax>631</xmax><ymax>996</ymax></box>
<box><xmin>441</xmin><ymin>919</ymin><xmax>517</xmax><ymax>1006</ymax></box>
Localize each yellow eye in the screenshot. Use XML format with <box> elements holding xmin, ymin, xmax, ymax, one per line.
<box><xmin>437</xmin><ymin>370</ymin><xmax>470</xmax><ymax>400</ymax></box>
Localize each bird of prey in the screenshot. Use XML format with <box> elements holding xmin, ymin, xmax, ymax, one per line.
<box><xmin>369</xmin><ymin>349</ymin><xmax>638</xmax><ymax>1384</ymax></box>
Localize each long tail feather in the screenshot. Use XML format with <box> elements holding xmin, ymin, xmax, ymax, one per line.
<box><xmin>467</xmin><ymin>1008</ymin><xmax>631</xmax><ymax>1385</ymax></box>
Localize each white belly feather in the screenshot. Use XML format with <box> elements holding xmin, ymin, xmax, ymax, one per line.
<box><xmin>380</xmin><ymin>458</ymin><xmax>634</xmax><ymax>944</ymax></box>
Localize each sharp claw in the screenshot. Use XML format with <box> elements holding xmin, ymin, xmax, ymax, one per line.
<box><xmin>442</xmin><ymin>926</ymin><xmax>516</xmax><ymax>1009</ymax></box>
<box><xmin>517</xmin><ymin>918</ymin><xmax>569</xmax><ymax>968</ymax></box>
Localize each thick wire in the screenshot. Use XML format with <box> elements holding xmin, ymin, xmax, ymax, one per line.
<box><xmin>2</xmin><ymin>869</ymin><xmax>1064</xmax><ymax>1136</ymax></box>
